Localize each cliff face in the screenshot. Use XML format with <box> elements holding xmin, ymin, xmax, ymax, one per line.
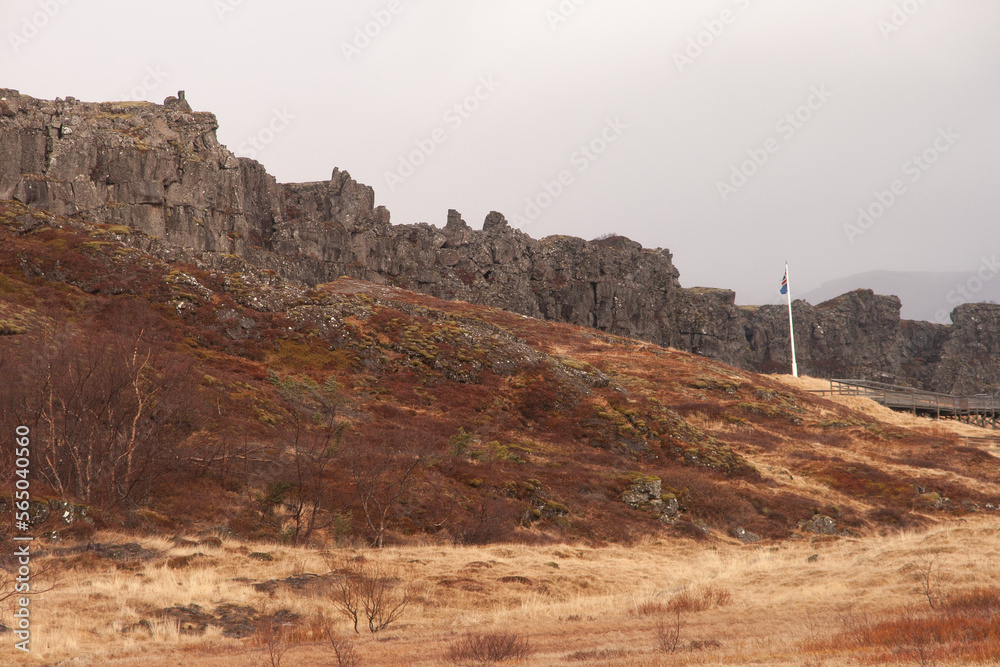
<box><xmin>2</xmin><ymin>89</ymin><xmax>997</xmax><ymax>393</ymax></box>
<box><xmin>743</xmin><ymin>291</ymin><xmax>905</xmax><ymax>380</ymax></box>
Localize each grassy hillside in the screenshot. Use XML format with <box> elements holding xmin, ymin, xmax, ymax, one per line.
<box><xmin>2</xmin><ymin>198</ymin><xmax>1000</xmax><ymax>548</ymax></box>
<box><xmin>4</xmin><ymin>199</ymin><xmax>1000</xmax><ymax>665</ymax></box>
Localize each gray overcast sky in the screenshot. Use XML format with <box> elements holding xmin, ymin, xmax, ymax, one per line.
<box><xmin>2</xmin><ymin>0</ymin><xmax>998</xmax><ymax>305</ymax></box>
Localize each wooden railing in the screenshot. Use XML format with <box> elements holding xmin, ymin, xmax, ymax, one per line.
<box><xmin>810</xmin><ymin>379</ymin><xmax>1000</xmax><ymax>429</ymax></box>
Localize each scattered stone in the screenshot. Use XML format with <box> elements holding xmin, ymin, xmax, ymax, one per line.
<box><xmin>252</xmin><ymin>581</ymin><xmax>278</xmax><ymax>594</ymax></box>
<box><xmin>621</xmin><ymin>477</ymin><xmax>662</xmax><ymax>510</ymax></box>
<box><xmin>807</xmin><ymin>554</ymin><xmax>820</xmax><ymax>563</ymax></box>
<box><xmin>671</xmin><ymin>521</ymin><xmax>711</xmax><ymax>540</ymax></box>
<box><xmin>159</xmin><ymin>605</ymin><xmax>213</xmax><ymax>635</ymax></box>
<box><xmin>166</xmin><ymin>553</ymin><xmax>212</xmax><ymax>569</ymax></box>
<box><xmin>156</xmin><ymin>602</ymin><xmax>299</xmax><ymax>639</ymax></box>
<box><xmin>798</xmin><ymin>515</ymin><xmax>840</xmax><ymax>536</ymax></box>
<box><xmin>916</xmin><ymin>492</ymin><xmax>950</xmax><ymax>510</ymax></box>
<box><xmin>248</xmin><ymin>551</ymin><xmax>273</xmax><ymax>562</ymax></box>
<box><xmin>52</xmin><ymin>542</ymin><xmax>157</xmax><ymax>563</ymax></box>
<box><xmin>732</xmin><ymin>527</ymin><xmax>762</xmax><ymax>544</ymax></box>
<box><xmin>435</xmin><ymin>578</ymin><xmax>484</xmax><ymax>592</ymax></box>
<box><xmin>213</xmin><ymin>604</ymin><xmax>260</xmax><ymax>638</ymax></box>
<box><xmin>121</xmin><ymin>619</ymin><xmax>152</xmax><ymax>635</ymax></box>
<box><xmin>246</xmin><ymin>573</ymin><xmax>331</xmax><ymax>594</ymax></box>
<box><xmin>499</xmin><ymin>576</ymin><xmax>533</xmax><ymax>585</ymax></box>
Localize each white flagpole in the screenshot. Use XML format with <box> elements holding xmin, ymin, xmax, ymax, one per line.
<box><xmin>785</xmin><ymin>261</ymin><xmax>799</xmax><ymax>378</ymax></box>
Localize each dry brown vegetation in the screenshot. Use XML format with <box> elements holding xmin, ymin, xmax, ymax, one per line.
<box><xmin>3</xmin><ymin>517</ymin><xmax>1000</xmax><ymax>665</ymax></box>
<box><xmin>3</xmin><ymin>200</ymin><xmax>1000</xmax><ymax>550</ymax></box>
<box><xmin>3</xmin><ymin>201</ymin><xmax>1000</xmax><ymax>663</ymax></box>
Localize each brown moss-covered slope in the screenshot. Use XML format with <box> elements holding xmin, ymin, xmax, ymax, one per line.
<box><xmin>2</xmin><ymin>199</ymin><xmax>999</xmax><ymax>546</ymax></box>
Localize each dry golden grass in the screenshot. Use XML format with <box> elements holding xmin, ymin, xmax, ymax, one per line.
<box><xmin>7</xmin><ymin>516</ymin><xmax>1000</xmax><ymax>666</ymax></box>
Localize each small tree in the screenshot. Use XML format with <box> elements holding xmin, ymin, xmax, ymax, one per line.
<box><xmin>0</xmin><ymin>299</ymin><xmax>201</xmax><ymax>511</ymax></box>
<box><xmin>266</xmin><ymin>372</ymin><xmax>347</xmax><ymax>545</ymax></box>
<box><xmin>345</xmin><ymin>429</ymin><xmax>429</xmax><ymax>548</ymax></box>
<box><xmin>325</xmin><ymin>627</ymin><xmax>361</xmax><ymax>667</ymax></box>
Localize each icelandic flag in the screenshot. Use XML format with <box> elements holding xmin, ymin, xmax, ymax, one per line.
<box><xmin>780</xmin><ymin>270</ymin><xmax>788</xmax><ymax>295</ymax></box>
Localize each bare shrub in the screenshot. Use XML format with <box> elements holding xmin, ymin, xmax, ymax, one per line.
<box><xmin>328</xmin><ymin>556</ymin><xmax>413</xmax><ymax>634</ymax></box>
<box><xmin>326</xmin><ymin>626</ymin><xmax>361</xmax><ymax>667</ymax></box>
<box><xmin>247</xmin><ymin>617</ymin><xmax>291</xmax><ymax>667</ymax></box>
<box><xmin>655</xmin><ymin>610</ymin><xmax>685</xmax><ymax>654</ymax></box>
<box><xmin>918</xmin><ymin>559</ymin><xmax>943</xmax><ymax>611</ymax></box>
<box><xmin>0</xmin><ymin>299</ymin><xmax>202</xmax><ymax>511</ymax></box>
<box><xmin>446</xmin><ymin>630</ymin><xmax>533</xmax><ymax>666</ymax></box>
<box><xmin>345</xmin><ymin>429</ymin><xmax>430</xmax><ymax>548</ymax></box>
<box><xmin>258</xmin><ymin>372</ymin><xmax>347</xmax><ymax>546</ymax></box>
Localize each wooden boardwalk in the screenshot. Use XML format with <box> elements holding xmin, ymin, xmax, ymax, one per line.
<box><xmin>812</xmin><ymin>379</ymin><xmax>999</xmax><ymax>429</ymax></box>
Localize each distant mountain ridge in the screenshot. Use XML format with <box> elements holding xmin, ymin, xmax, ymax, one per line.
<box><xmin>801</xmin><ymin>270</ymin><xmax>1000</xmax><ymax>324</ymax></box>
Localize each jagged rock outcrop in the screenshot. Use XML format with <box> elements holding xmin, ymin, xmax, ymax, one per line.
<box><xmin>2</xmin><ymin>89</ymin><xmax>998</xmax><ymax>394</ymax></box>
<box><xmin>932</xmin><ymin>304</ymin><xmax>1000</xmax><ymax>394</ymax></box>
<box><xmin>743</xmin><ymin>291</ymin><xmax>906</xmax><ymax>380</ymax></box>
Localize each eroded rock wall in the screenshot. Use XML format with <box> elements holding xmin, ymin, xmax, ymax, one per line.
<box><xmin>2</xmin><ymin>89</ymin><xmax>997</xmax><ymax>393</ymax></box>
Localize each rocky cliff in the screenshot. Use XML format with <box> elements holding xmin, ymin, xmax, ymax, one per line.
<box><xmin>2</xmin><ymin>89</ymin><xmax>997</xmax><ymax>393</ymax></box>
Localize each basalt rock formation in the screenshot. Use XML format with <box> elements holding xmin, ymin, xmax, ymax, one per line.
<box><xmin>1</xmin><ymin>89</ymin><xmax>997</xmax><ymax>393</ymax></box>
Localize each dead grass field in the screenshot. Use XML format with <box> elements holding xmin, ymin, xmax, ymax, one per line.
<box><xmin>6</xmin><ymin>515</ymin><xmax>1000</xmax><ymax>666</ymax></box>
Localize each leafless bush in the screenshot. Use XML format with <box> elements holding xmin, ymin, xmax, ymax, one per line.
<box><xmin>326</xmin><ymin>626</ymin><xmax>361</xmax><ymax>667</ymax></box>
<box><xmin>328</xmin><ymin>556</ymin><xmax>413</xmax><ymax>634</ymax></box>
<box><xmin>247</xmin><ymin>617</ymin><xmax>290</xmax><ymax>667</ymax></box>
<box><xmin>0</xmin><ymin>300</ymin><xmax>202</xmax><ymax>511</ymax></box>
<box><xmin>655</xmin><ymin>610</ymin><xmax>685</xmax><ymax>654</ymax></box>
<box><xmin>446</xmin><ymin>630</ymin><xmax>533</xmax><ymax>666</ymax></box>
<box><xmin>345</xmin><ymin>430</ymin><xmax>429</xmax><ymax>548</ymax></box>
<box><xmin>919</xmin><ymin>559</ymin><xmax>943</xmax><ymax>611</ymax></box>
